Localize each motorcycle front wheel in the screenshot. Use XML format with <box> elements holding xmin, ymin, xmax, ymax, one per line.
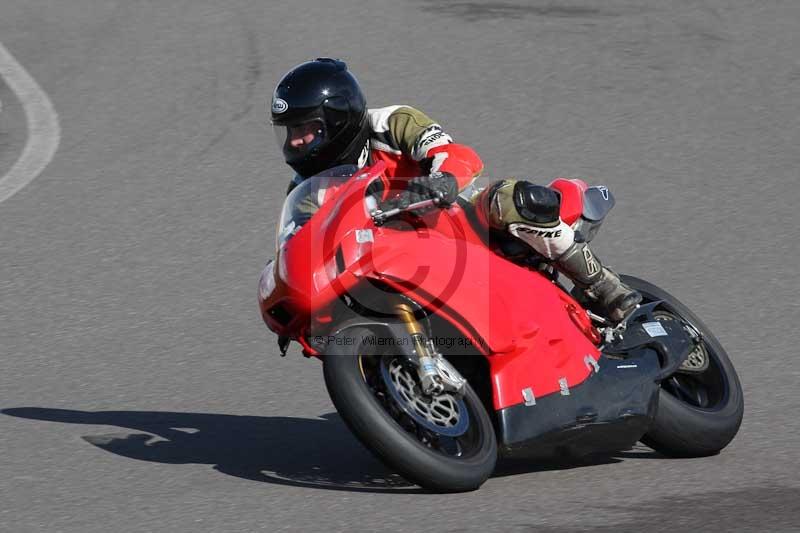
<box><xmin>323</xmin><ymin>326</ymin><xmax>497</xmax><ymax>492</ymax></box>
<box><xmin>621</xmin><ymin>275</ymin><xmax>744</xmax><ymax>457</ymax></box>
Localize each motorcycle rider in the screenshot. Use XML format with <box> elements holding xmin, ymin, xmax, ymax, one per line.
<box><xmin>270</xmin><ymin>58</ymin><xmax>641</xmax><ymax>323</ymax></box>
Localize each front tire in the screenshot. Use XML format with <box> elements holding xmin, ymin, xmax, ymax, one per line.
<box><xmin>323</xmin><ymin>326</ymin><xmax>497</xmax><ymax>492</ymax></box>
<box><xmin>622</xmin><ymin>275</ymin><xmax>744</xmax><ymax>457</ymax></box>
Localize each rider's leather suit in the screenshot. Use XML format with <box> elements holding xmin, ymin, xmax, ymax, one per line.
<box><xmin>287</xmin><ymin>105</ymin><xmax>483</xmax><ymax>195</ymax></box>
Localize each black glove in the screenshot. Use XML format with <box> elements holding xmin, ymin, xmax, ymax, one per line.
<box><xmin>379</xmin><ymin>172</ymin><xmax>458</xmax><ymax>211</ymax></box>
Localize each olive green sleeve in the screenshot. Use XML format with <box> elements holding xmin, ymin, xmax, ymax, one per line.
<box><xmin>387</xmin><ymin>106</ymin><xmax>446</xmax><ymax>160</ymax></box>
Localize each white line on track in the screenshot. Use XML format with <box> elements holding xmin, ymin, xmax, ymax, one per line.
<box><xmin>0</xmin><ymin>42</ymin><xmax>60</xmax><ymax>204</ymax></box>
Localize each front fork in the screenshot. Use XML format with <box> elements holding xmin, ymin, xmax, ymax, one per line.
<box><xmin>395</xmin><ymin>303</ymin><xmax>466</xmax><ymax>396</ymax></box>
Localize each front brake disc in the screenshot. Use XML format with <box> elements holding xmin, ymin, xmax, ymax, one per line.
<box><xmin>379</xmin><ymin>356</ymin><xmax>470</xmax><ymax>437</ymax></box>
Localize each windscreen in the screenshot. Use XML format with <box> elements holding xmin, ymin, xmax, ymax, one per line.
<box><xmin>276</xmin><ymin>165</ymin><xmax>358</xmax><ymax>247</ymax></box>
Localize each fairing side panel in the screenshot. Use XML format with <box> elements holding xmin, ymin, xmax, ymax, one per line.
<box><xmin>367</xmin><ymin>207</ymin><xmax>601</xmax><ymax>410</ymax></box>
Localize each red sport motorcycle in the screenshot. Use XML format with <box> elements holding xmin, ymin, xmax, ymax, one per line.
<box><xmin>258</xmin><ymin>162</ymin><xmax>743</xmax><ymax>492</ymax></box>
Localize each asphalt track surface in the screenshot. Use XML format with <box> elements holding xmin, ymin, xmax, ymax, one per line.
<box><xmin>1</xmin><ymin>1</ymin><xmax>799</xmax><ymax>531</ymax></box>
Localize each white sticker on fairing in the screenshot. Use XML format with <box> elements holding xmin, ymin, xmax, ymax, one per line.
<box><xmin>355</xmin><ymin>229</ymin><xmax>374</xmax><ymax>243</ymax></box>
<box><xmin>522</xmin><ymin>387</ymin><xmax>536</xmax><ymax>406</ymax></box>
<box><xmin>642</xmin><ymin>321</ymin><xmax>668</xmax><ymax>337</ymax></box>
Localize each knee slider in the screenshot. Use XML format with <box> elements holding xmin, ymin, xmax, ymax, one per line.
<box><xmin>513</xmin><ymin>181</ymin><xmax>561</xmax><ymax>226</ymax></box>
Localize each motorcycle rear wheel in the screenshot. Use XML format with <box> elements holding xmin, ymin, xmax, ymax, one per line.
<box><xmin>323</xmin><ymin>326</ymin><xmax>497</xmax><ymax>492</ymax></box>
<box><xmin>621</xmin><ymin>275</ymin><xmax>744</xmax><ymax>457</ymax></box>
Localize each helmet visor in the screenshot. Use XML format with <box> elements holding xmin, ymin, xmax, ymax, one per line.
<box><xmin>273</xmin><ymin>118</ymin><xmax>327</xmax><ymax>159</ymax></box>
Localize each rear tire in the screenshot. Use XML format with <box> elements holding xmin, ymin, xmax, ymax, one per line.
<box><xmin>323</xmin><ymin>326</ymin><xmax>497</xmax><ymax>492</ymax></box>
<box><xmin>622</xmin><ymin>275</ymin><xmax>744</xmax><ymax>457</ymax></box>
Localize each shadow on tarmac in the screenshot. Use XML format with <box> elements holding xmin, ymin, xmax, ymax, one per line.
<box><xmin>2</xmin><ymin>407</ymin><xmax>655</xmax><ymax>493</ymax></box>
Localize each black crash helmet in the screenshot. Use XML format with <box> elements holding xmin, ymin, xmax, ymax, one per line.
<box><xmin>271</xmin><ymin>58</ymin><xmax>369</xmax><ymax>178</ymax></box>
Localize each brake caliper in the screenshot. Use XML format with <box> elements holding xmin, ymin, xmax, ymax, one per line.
<box><xmin>395</xmin><ymin>303</ymin><xmax>466</xmax><ymax>396</ymax></box>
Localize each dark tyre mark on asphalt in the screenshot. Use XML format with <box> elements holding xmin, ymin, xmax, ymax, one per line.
<box><xmin>521</xmin><ymin>485</ymin><xmax>800</xmax><ymax>532</ymax></box>
<box><xmin>418</xmin><ymin>1</ymin><xmax>640</xmax><ymax>21</ymax></box>
<box><xmin>198</xmin><ymin>16</ymin><xmax>262</xmax><ymax>156</ymax></box>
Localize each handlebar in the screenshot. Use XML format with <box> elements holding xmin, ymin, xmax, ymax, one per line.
<box><xmin>370</xmin><ymin>198</ymin><xmax>440</xmax><ymax>226</ymax></box>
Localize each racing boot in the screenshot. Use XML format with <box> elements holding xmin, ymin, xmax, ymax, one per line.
<box><xmin>556</xmin><ymin>241</ymin><xmax>642</xmax><ymax>324</ymax></box>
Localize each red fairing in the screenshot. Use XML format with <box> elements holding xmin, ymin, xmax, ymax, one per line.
<box><xmin>261</xmin><ymin>162</ymin><xmax>601</xmax><ymax>412</ymax></box>
<box><xmin>549</xmin><ymin>178</ymin><xmax>588</xmax><ymax>225</ymax></box>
